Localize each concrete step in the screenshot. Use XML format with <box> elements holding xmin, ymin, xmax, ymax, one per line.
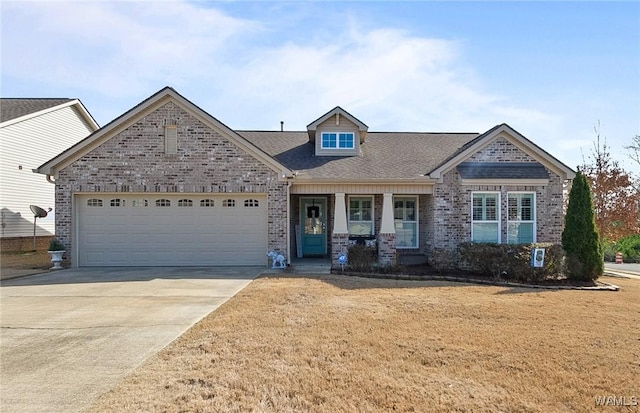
<box><xmin>291</xmin><ymin>263</ymin><xmax>332</xmax><ymax>275</ymax></box>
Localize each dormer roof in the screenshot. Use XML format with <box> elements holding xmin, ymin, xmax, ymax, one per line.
<box><xmin>306</xmin><ymin>106</ymin><xmax>368</xmax><ymax>143</ymax></box>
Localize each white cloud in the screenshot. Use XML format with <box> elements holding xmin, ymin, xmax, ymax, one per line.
<box><xmin>2</xmin><ymin>1</ymin><xmax>257</xmax><ymax>97</ymax></box>
<box><xmin>210</xmin><ymin>22</ymin><xmax>552</xmax><ymax>134</ymax></box>
<box><xmin>0</xmin><ymin>1</ymin><xmax>556</xmax><ymax>132</ymax></box>
<box><xmin>7</xmin><ymin>1</ymin><xmax>630</xmax><ymax>175</ymax></box>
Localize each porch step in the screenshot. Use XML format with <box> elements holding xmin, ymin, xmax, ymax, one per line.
<box><xmin>291</xmin><ymin>262</ymin><xmax>332</xmax><ymax>275</ymax></box>
<box><xmin>291</xmin><ymin>258</ymin><xmax>332</xmax><ymax>275</ymax></box>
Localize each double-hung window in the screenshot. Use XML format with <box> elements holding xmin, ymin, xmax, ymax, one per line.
<box><xmin>507</xmin><ymin>193</ymin><xmax>535</xmax><ymax>244</ymax></box>
<box><xmin>321</xmin><ymin>132</ymin><xmax>354</xmax><ymax>149</ymax></box>
<box><xmin>394</xmin><ymin>197</ymin><xmax>417</xmax><ymax>248</ymax></box>
<box><xmin>472</xmin><ymin>192</ymin><xmax>500</xmax><ymax>243</ymax></box>
<box><xmin>348</xmin><ymin>196</ymin><xmax>373</xmax><ymax>236</ymax></box>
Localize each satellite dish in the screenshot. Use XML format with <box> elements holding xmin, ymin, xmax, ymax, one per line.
<box><xmin>30</xmin><ymin>205</ymin><xmax>48</xmax><ymax>218</ymax></box>
<box><xmin>29</xmin><ymin>205</ymin><xmax>50</xmax><ymax>251</ymax></box>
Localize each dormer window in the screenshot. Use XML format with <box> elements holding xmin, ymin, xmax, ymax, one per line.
<box><xmin>321</xmin><ymin>132</ymin><xmax>355</xmax><ymax>149</ymax></box>
<box><xmin>307</xmin><ymin>106</ymin><xmax>368</xmax><ymax>157</ymax></box>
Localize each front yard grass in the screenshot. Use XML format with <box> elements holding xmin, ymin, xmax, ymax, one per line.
<box><xmin>89</xmin><ymin>274</ymin><xmax>639</xmax><ymax>412</ymax></box>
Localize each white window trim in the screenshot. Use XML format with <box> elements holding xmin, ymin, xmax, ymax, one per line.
<box><xmin>320</xmin><ymin>132</ymin><xmax>355</xmax><ymax>149</ymax></box>
<box><xmin>471</xmin><ymin>191</ymin><xmax>501</xmax><ymax>243</ymax></box>
<box><xmin>394</xmin><ymin>196</ymin><xmax>419</xmax><ymax>249</ymax></box>
<box><xmin>348</xmin><ymin>195</ymin><xmax>374</xmax><ymax>236</ymax></box>
<box><xmin>507</xmin><ymin>191</ymin><xmax>537</xmax><ymax>244</ymax></box>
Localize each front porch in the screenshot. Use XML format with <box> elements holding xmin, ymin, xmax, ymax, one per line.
<box><xmin>289</xmin><ymin>190</ymin><xmax>432</xmax><ymax>268</ymax></box>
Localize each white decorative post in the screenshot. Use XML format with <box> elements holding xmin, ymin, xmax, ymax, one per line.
<box><xmin>332</xmin><ymin>193</ymin><xmax>349</xmax><ymax>266</ymax></box>
<box><xmin>333</xmin><ymin>193</ymin><xmax>348</xmax><ymax>234</ymax></box>
<box><xmin>380</xmin><ymin>193</ymin><xmax>396</xmax><ymax>234</ymax></box>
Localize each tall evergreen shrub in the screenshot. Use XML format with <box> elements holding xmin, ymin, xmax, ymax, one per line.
<box><xmin>562</xmin><ymin>170</ymin><xmax>603</xmax><ymax>281</ymax></box>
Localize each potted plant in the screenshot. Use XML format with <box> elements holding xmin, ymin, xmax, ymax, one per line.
<box><xmin>48</xmin><ymin>238</ymin><xmax>66</xmax><ymax>270</ymax></box>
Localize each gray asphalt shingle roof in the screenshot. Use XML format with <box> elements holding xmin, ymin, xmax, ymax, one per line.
<box><xmin>238</xmin><ymin>130</ymin><xmax>480</xmax><ymax>180</ymax></box>
<box><xmin>0</xmin><ymin>98</ymin><xmax>74</xmax><ymax>123</ymax></box>
<box><xmin>457</xmin><ymin>162</ymin><xmax>549</xmax><ymax>180</ymax></box>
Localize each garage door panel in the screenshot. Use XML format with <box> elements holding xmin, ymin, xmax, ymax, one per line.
<box><xmin>129</xmin><ymin>251</ymin><xmax>150</xmax><ymax>261</ymax></box>
<box><xmin>77</xmin><ymin>194</ymin><xmax>267</xmax><ymax>266</ymax></box>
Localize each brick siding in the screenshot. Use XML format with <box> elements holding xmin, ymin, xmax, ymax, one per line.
<box><xmin>0</xmin><ymin>236</ymin><xmax>53</xmax><ymax>252</ymax></box>
<box><xmin>54</xmin><ymin>102</ymin><xmax>287</xmax><ymax>265</ymax></box>
<box><xmin>428</xmin><ymin>136</ymin><xmax>567</xmax><ymax>268</ymax></box>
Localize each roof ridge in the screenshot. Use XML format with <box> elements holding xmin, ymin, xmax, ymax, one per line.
<box><xmin>0</xmin><ymin>97</ymin><xmax>74</xmax><ymax>100</ymax></box>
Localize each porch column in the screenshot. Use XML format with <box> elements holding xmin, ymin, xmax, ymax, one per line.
<box><xmin>378</xmin><ymin>192</ymin><xmax>397</xmax><ymax>266</ymax></box>
<box><xmin>332</xmin><ymin>192</ymin><xmax>349</xmax><ymax>266</ymax></box>
<box><xmin>380</xmin><ymin>193</ymin><xmax>396</xmax><ymax>234</ymax></box>
<box><xmin>333</xmin><ymin>193</ymin><xmax>348</xmax><ymax>233</ymax></box>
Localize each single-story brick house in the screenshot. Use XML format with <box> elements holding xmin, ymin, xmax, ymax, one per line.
<box><xmin>35</xmin><ymin>87</ymin><xmax>574</xmax><ymax>268</ymax></box>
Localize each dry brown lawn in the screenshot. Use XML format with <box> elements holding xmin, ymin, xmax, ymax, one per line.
<box><xmin>87</xmin><ymin>273</ymin><xmax>640</xmax><ymax>413</ymax></box>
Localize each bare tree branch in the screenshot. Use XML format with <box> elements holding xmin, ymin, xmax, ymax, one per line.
<box><xmin>580</xmin><ymin>124</ymin><xmax>640</xmax><ymax>241</ymax></box>
<box><xmin>624</xmin><ymin>134</ymin><xmax>640</xmax><ymax>166</ymax></box>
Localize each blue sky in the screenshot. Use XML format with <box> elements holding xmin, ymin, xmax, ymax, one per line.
<box><xmin>2</xmin><ymin>1</ymin><xmax>639</xmax><ymax>174</ymax></box>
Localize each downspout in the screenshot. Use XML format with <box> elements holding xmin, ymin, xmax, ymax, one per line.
<box><xmin>286</xmin><ymin>180</ymin><xmax>292</xmax><ymax>266</ymax></box>
<box><xmin>46</xmin><ymin>174</ymin><xmax>55</xmax><ymax>184</ymax></box>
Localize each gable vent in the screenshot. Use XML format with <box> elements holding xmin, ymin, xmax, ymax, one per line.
<box><xmin>165</xmin><ymin>125</ymin><xmax>177</xmax><ymax>154</ymax></box>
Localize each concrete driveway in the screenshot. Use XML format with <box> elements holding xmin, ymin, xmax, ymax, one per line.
<box><xmin>0</xmin><ymin>266</ymin><xmax>262</xmax><ymax>413</ymax></box>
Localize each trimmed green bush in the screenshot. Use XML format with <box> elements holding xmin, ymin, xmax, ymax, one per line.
<box><xmin>562</xmin><ymin>171</ymin><xmax>603</xmax><ymax>281</ymax></box>
<box><xmin>346</xmin><ymin>244</ymin><xmax>377</xmax><ymax>272</ymax></box>
<box><xmin>615</xmin><ymin>234</ymin><xmax>640</xmax><ymax>263</ymax></box>
<box><xmin>48</xmin><ymin>238</ymin><xmax>65</xmax><ymax>251</ymax></box>
<box><xmin>459</xmin><ymin>242</ymin><xmax>564</xmax><ymax>283</ymax></box>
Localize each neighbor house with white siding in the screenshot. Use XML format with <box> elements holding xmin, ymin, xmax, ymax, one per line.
<box><xmin>0</xmin><ymin>98</ymin><xmax>98</xmax><ymax>251</ymax></box>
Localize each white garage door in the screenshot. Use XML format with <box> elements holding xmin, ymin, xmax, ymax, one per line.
<box><xmin>76</xmin><ymin>194</ymin><xmax>267</xmax><ymax>266</ymax></box>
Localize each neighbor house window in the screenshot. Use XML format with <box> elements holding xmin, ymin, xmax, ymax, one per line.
<box><xmin>472</xmin><ymin>192</ymin><xmax>500</xmax><ymax>243</ymax></box>
<box><xmin>348</xmin><ymin>196</ymin><xmax>373</xmax><ymax>236</ymax></box>
<box><xmin>178</xmin><ymin>199</ymin><xmax>193</xmax><ymax>207</ymax></box>
<box><xmin>110</xmin><ymin>198</ymin><xmax>125</xmax><ymax>207</ymax></box>
<box><xmin>200</xmin><ymin>199</ymin><xmax>215</xmax><ymax>207</ymax></box>
<box><xmin>507</xmin><ymin>192</ymin><xmax>535</xmax><ymax>244</ymax></box>
<box><xmin>244</xmin><ymin>199</ymin><xmax>259</xmax><ymax>207</ymax></box>
<box><xmin>321</xmin><ymin>132</ymin><xmax>354</xmax><ymax>149</ymax></box>
<box><xmin>222</xmin><ymin>199</ymin><xmax>235</xmax><ymax>207</ymax></box>
<box><xmin>155</xmin><ymin>199</ymin><xmax>171</xmax><ymax>207</ymax></box>
<box><xmin>87</xmin><ymin>198</ymin><xmax>102</xmax><ymax>207</ymax></box>
<box><xmin>394</xmin><ymin>197</ymin><xmax>417</xmax><ymax>248</ymax></box>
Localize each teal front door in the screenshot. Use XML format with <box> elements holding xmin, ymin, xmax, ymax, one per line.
<box><xmin>301</xmin><ymin>197</ymin><xmax>327</xmax><ymax>256</ymax></box>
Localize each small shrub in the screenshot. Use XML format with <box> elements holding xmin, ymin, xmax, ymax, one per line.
<box><xmin>48</xmin><ymin>238</ymin><xmax>65</xmax><ymax>251</ymax></box>
<box><xmin>346</xmin><ymin>244</ymin><xmax>377</xmax><ymax>272</ymax></box>
<box><xmin>429</xmin><ymin>248</ymin><xmax>461</xmax><ymax>272</ymax></box>
<box><xmin>459</xmin><ymin>242</ymin><xmax>565</xmax><ymax>283</ymax></box>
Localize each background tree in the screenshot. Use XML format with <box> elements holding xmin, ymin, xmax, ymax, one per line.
<box><xmin>562</xmin><ymin>170</ymin><xmax>603</xmax><ymax>281</ymax></box>
<box><xmin>624</xmin><ymin>134</ymin><xmax>640</xmax><ymax>194</ymax></box>
<box><xmin>580</xmin><ymin>126</ymin><xmax>640</xmax><ymax>242</ymax></box>
<box><xmin>625</xmin><ymin>134</ymin><xmax>640</xmax><ymax>167</ymax></box>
